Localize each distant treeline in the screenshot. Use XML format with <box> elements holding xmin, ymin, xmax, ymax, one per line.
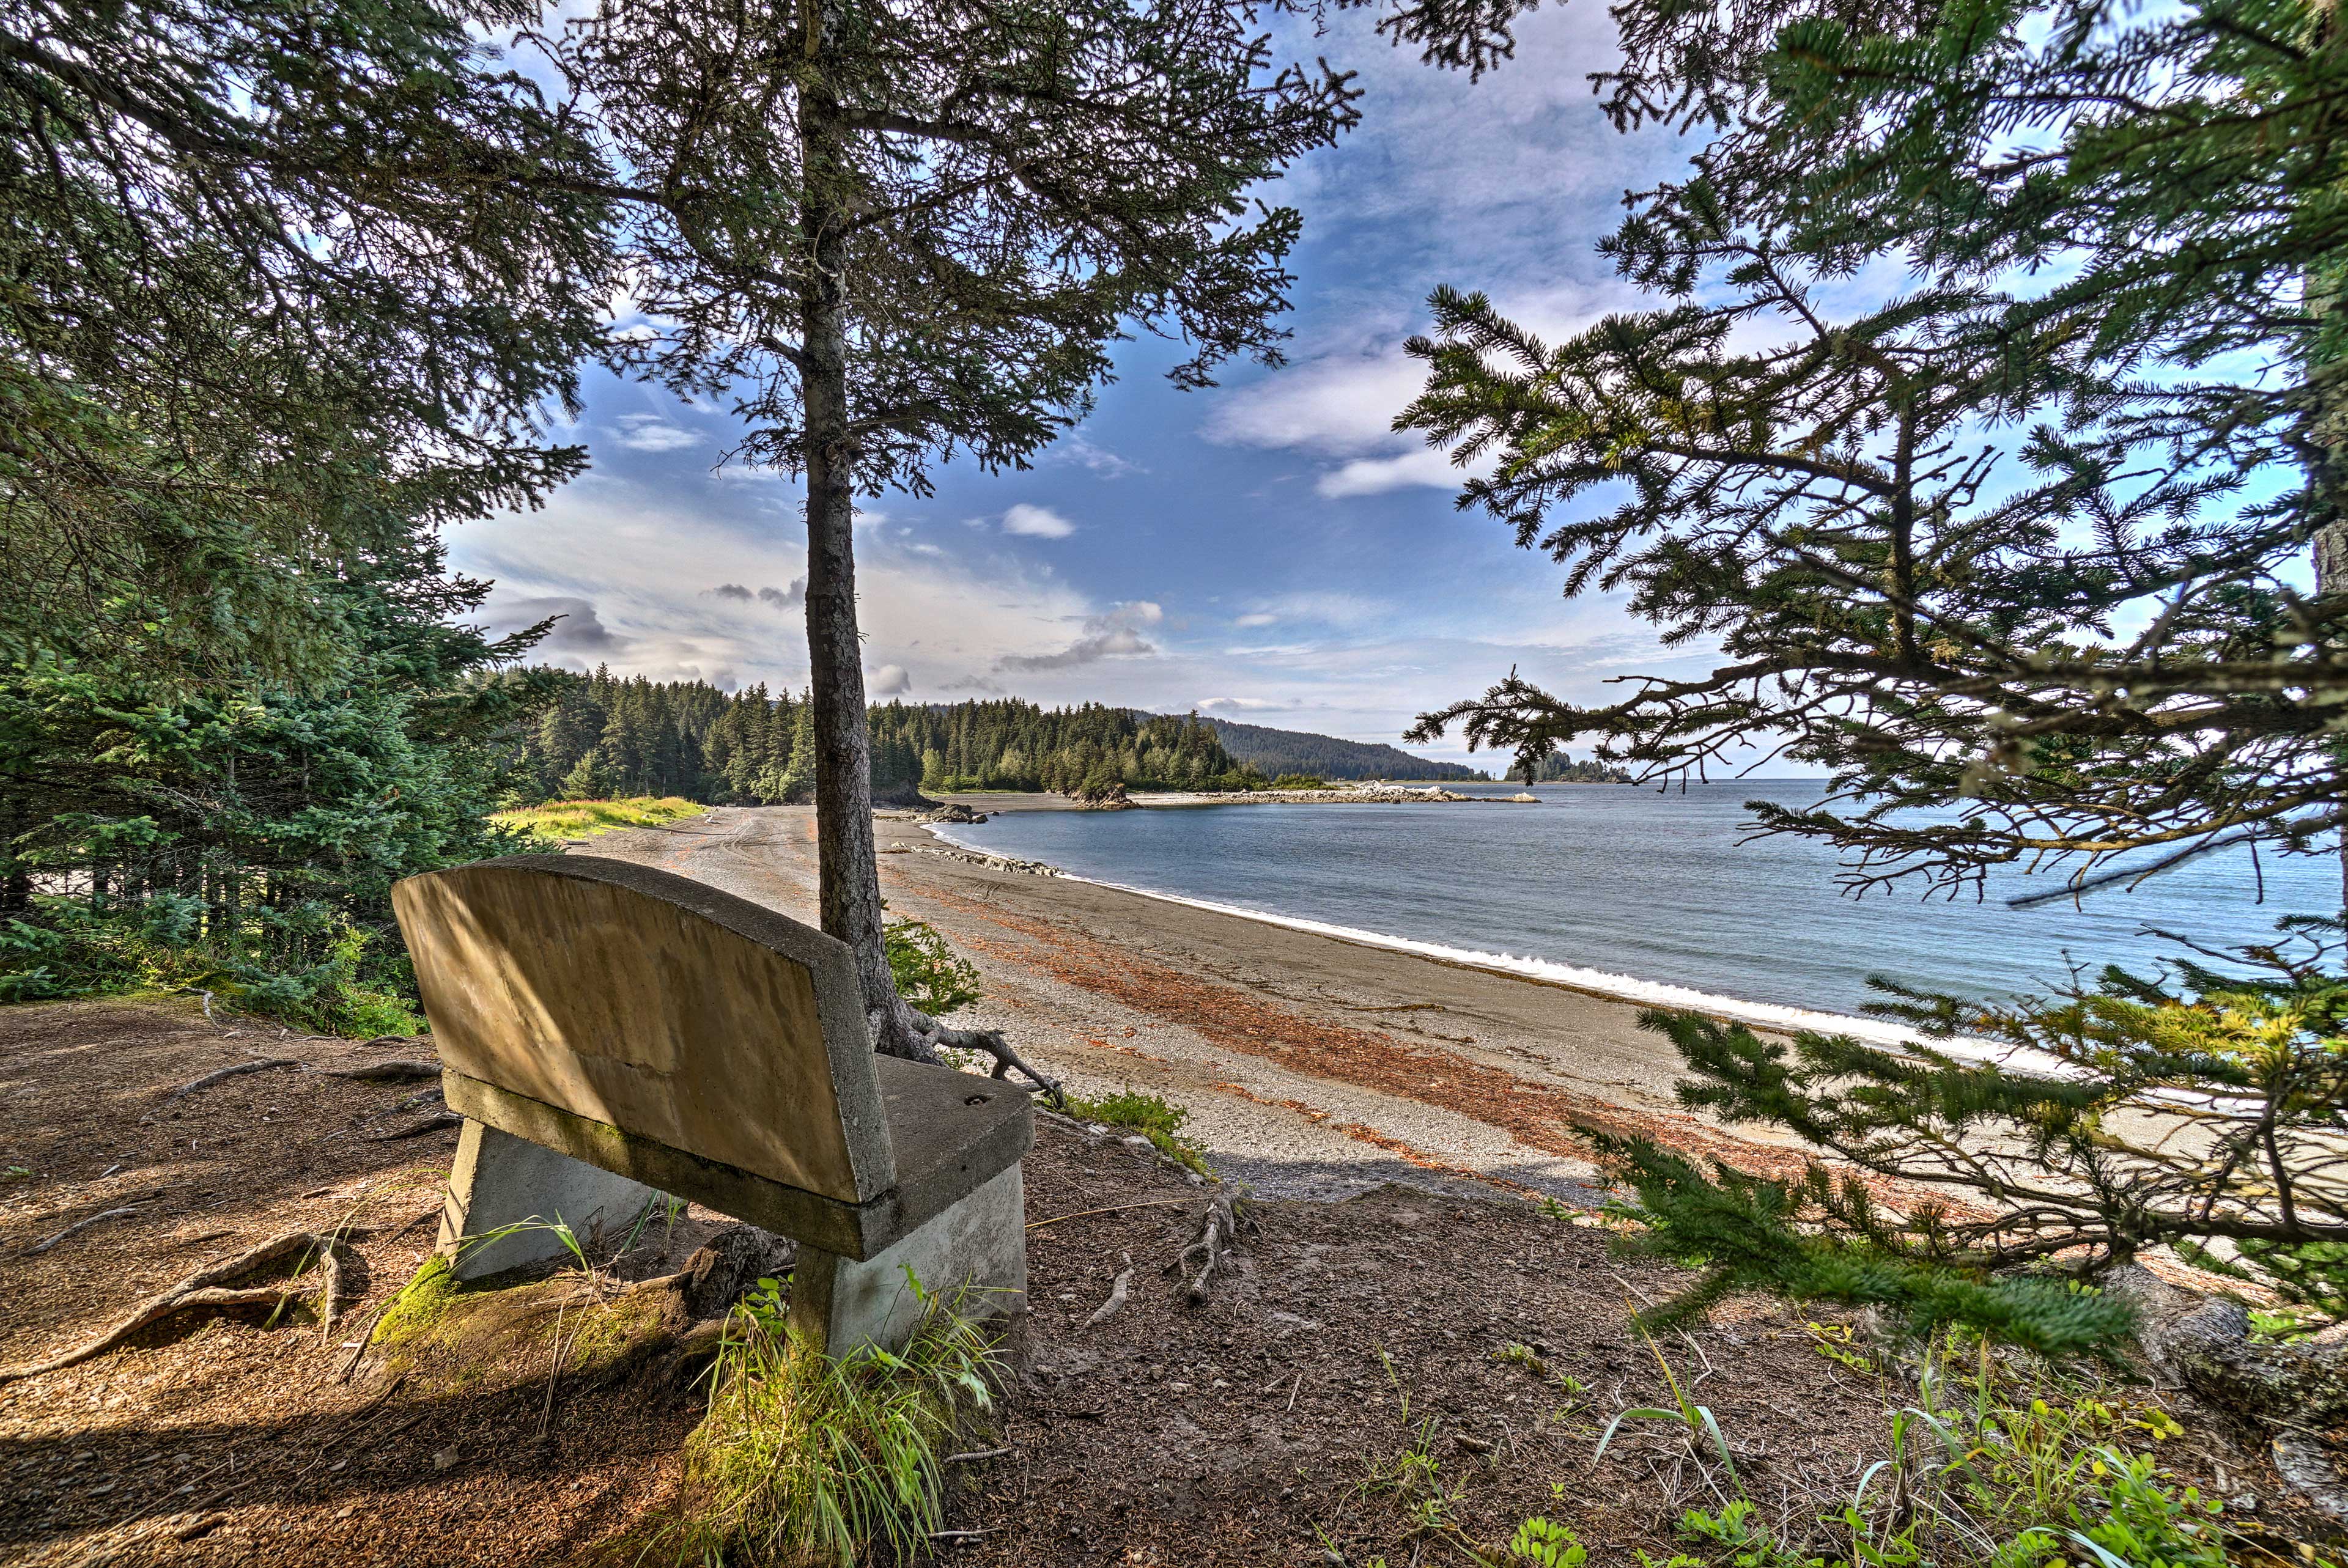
<box><xmin>1191</xmin><ymin>716</ymin><xmax>1490</xmax><ymax>781</ymax></box>
<box><xmin>503</xmin><ymin>669</ymin><xmax>1257</xmax><ymax>804</ymax></box>
<box><xmin>1530</xmin><ymin>756</ymin><xmax>1633</xmax><ymax>783</ymax></box>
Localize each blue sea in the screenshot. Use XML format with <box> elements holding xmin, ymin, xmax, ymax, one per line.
<box><xmin>937</xmin><ymin>781</ymin><xmax>2333</xmax><ymax>1040</ymax></box>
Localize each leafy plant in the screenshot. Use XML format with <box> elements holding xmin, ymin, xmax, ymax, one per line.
<box><xmin>1594</xmin><ymin>1328</ymin><xmax>1744</xmax><ymax>1499</ymax></box>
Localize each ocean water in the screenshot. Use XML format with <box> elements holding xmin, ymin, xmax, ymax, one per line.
<box><xmin>937</xmin><ymin>781</ymin><xmax>2335</xmax><ymax>1039</ymax></box>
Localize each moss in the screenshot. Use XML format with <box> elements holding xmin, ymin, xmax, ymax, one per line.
<box><xmin>371</xmin><ymin>1256</ymin><xmax>461</xmax><ymax>1350</ymax></box>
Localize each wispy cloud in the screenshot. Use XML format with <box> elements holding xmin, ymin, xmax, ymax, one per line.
<box><xmin>611</xmin><ymin>413</ymin><xmax>700</xmax><ymax>452</ymax></box>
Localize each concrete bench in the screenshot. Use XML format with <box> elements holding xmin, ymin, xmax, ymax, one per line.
<box><xmin>389</xmin><ymin>854</ymin><xmax>1030</xmax><ymax>1354</ymax></box>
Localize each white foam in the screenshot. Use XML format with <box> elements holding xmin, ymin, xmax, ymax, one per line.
<box><xmin>921</xmin><ymin>822</ymin><xmax>1987</xmax><ymax>1053</ymax></box>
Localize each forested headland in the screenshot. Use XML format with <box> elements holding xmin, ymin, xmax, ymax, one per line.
<box><xmin>505</xmin><ymin>671</ymin><xmax>1261</xmax><ymax>803</ymax></box>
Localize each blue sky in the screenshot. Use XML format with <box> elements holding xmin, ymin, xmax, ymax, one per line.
<box><xmin>457</xmin><ymin>6</ymin><xmax>1723</xmax><ymax>770</ymax></box>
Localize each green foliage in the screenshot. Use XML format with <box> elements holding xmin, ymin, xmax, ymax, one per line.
<box><xmin>494</xmin><ymin>682</ymin><xmax>1252</xmax><ymax>804</ymax></box>
<box><xmin>657</xmin><ymin>1272</ymin><xmax>1002</xmax><ymax>1567</ymax></box>
<box><xmin>1546</xmin><ymin>1333</ymin><xmax>2263</xmax><ymax>1568</ymax></box>
<box><xmin>1592</xmin><ymin>1128</ymin><xmax>2136</xmax><ymax>1360</ymax></box>
<box><xmin>1592</xmin><ymin>919</ymin><xmax>2348</xmax><ymax>1345</ymax></box>
<box><xmin>1269</xmin><ymin>773</ymin><xmax>1331</xmax><ymax>790</ymax></box>
<box><xmin>1</xmin><ymin>543</ymin><xmax>549</xmax><ymax>1034</ymax></box>
<box><xmin>1398</xmin><ymin>0</ymin><xmax>2348</xmax><ymax>897</ymax></box>
<box><xmin>883</xmin><ymin>919</ymin><xmax>981</xmax><ymax>1018</ymax></box>
<box><xmin>1060</xmin><ymin>1087</ymin><xmax>1211</xmax><ymax>1176</ymax></box>
<box><xmin>2</xmin><ymin>0</ymin><xmax>613</xmax><ymax>683</ymax></box>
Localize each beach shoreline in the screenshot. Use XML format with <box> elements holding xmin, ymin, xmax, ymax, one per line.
<box><xmin>583</xmin><ymin>804</ymin><xmax>1822</xmax><ymax>1202</ymax></box>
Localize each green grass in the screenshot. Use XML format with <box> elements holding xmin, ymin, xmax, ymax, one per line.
<box><xmin>652</xmin><ymin>1273</ymin><xmax>1003</xmax><ymax>1566</ymax></box>
<box><xmin>490</xmin><ymin>797</ymin><xmax>705</xmax><ymax>844</ymax></box>
<box><xmin>1061</xmin><ymin>1086</ymin><xmax>1211</xmax><ymax>1176</ymax></box>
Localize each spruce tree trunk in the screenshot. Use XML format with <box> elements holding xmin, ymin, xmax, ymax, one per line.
<box><xmin>797</xmin><ymin>14</ymin><xmax>924</xmax><ymax>1059</ymax></box>
<box><xmin>2319</xmin><ymin>517</ymin><xmax>2348</xmax><ymax>913</ymax></box>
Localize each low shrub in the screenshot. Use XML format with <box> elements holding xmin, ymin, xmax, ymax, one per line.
<box><xmin>488</xmin><ymin>796</ymin><xmax>705</xmax><ymax>844</ymax></box>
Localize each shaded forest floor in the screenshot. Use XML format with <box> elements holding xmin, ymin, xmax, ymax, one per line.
<box><xmin>0</xmin><ymin>999</ymin><xmax>2328</xmax><ymax>1566</ymax></box>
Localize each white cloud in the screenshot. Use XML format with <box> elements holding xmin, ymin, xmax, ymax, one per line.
<box><xmin>869</xmin><ymin>664</ymin><xmax>913</xmax><ymax>695</ymax></box>
<box><xmin>611</xmin><ymin>414</ymin><xmax>700</xmax><ymax>452</ymax></box>
<box><xmin>1196</xmin><ymin>696</ymin><xmax>1286</xmax><ymax>712</ymax></box>
<box><xmin>457</xmin><ymin>475</ymin><xmax>1097</xmax><ymax>692</ymax></box>
<box><xmin>1002</xmin><ymin>502</ymin><xmax>1076</xmax><ymax>539</ymax></box>
<box><xmin>1233</xmin><ymin>612</ymin><xmax>1277</xmax><ymax>628</ymax></box>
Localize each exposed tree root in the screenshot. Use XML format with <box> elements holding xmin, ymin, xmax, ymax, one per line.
<box><xmin>1167</xmin><ymin>1193</ymin><xmax>1253</xmax><ymax>1306</ymax></box>
<box><xmin>1083</xmin><ymin>1253</ymin><xmax>1134</xmax><ymax>1328</ymax></box>
<box><xmin>23</xmin><ymin>1204</ymin><xmax>149</xmax><ymax>1256</ymax></box>
<box><xmin>370</xmin><ymin>1112</ymin><xmax>463</xmax><ymax>1141</ymax></box>
<box><xmin>874</xmin><ymin>999</ymin><xmax>1064</xmax><ymax>1104</ymax></box>
<box><xmin>325</xmin><ymin>1059</ymin><xmax>440</xmax><ymax>1083</ymax></box>
<box><xmin>0</xmin><ymin>1230</ymin><xmax>345</xmax><ymax>1384</ymax></box>
<box><xmin>164</xmin><ymin>1058</ymin><xmax>302</xmax><ymax>1101</ymax></box>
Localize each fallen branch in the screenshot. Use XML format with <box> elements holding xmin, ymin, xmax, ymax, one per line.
<box><xmin>23</xmin><ymin>1204</ymin><xmax>149</xmax><ymax>1257</ymax></box>
<box><xmin>0</xmin><ymin>1231</ymin><xmax>344</xmax><ymax>1384</ymax></box>
<box><xmin>165</xmin><ymin>1059</ymin><xmax>303</xmax><ymax>1102</ymax></box>
<box><xmin>943</xmin><ymin>1446</ymin><xmax>1013</xmax><ymax>1465</ymax></box>
<box><xmin>1082</xmin><ymin>1253</ymin><xmax>1134</xmax><ymax>1328</ymax></box>
<box><xmin>324</xmin><ymin>1060</ymin><xmax>440</xmax><ymax>1083</ymax></box>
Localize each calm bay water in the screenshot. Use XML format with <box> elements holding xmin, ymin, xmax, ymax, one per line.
<box><xmin>941</xmin><ymin>781</ymin><xmax>2334</xmax><ymax>1034</ymax></box>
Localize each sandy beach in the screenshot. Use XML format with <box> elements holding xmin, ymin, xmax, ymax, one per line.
<box><xmin>583</xmin><ymin>803</ymin><xmax>1812</xmax><ymax>1202</ymax></box>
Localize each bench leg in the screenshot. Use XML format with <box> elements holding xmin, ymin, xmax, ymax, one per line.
<box><xmin>438</xmin><ymin>1119</ymin><xmax>668</xmax><ymax>1282</ymax></box>
<box><xmin>790</xmin><ymin>1164</ymin><xmax>1027</xmax><ymax>1356</ymax></box>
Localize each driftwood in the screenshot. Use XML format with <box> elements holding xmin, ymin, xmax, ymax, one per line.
<box><xmin>0</xmin><ymin>1231</ymin><xmax>344</xmax><ymax>1384</ymax></box>
<box><xmin>2119</xmin><ymin>1266</ymin><xmax>2348</xmax><ymax>1520</ymax></box>
<box><xmin>1167</xmin><ymin>1193</ymin><xmax>1253</xmax><ymax>1305</ymax></box>
<box><xmin>164</xmin><ymin>1058</ymin><xmax>303</xmax><ymax>1102</ymax></box>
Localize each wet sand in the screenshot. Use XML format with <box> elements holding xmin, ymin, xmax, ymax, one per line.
<box><xmin>584</xmin><ymin>804</ymin><xmax>1811</xmax><ymax>1202</ymax></box>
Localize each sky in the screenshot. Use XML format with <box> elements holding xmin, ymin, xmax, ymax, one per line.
<box><xmin>456</xmin><ymin>5</ymin><xmax>1726</xmax><ymax>771</ymax></box>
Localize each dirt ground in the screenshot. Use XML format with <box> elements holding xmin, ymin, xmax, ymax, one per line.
<box><xmin>0</xmin><ymin>999</ymin><xmax>2328</xmax><ymax>1567</ymax></box>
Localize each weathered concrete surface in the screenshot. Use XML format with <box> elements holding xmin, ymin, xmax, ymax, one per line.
<box><xmin>394</xmin><ymin>855</ymin><xmax>892</xmax><ymax>1202</ymax></box>
<box><xmin>438</xmin><ymin>1120</ymin><xmax>667</xmax><ymax>1281</ymax></box>
<box><xmin>791</xmin><ymin>1163</ymin><xmax>1026</xmax><ymax>1355</ymax></box>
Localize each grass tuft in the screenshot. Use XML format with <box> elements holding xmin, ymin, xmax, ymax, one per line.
<box><xmin>1061</xmin><ymin>1086</ymin><xmax>1211</xmax><ymax>1176</ymax></box>
<box><xmin>652</xmin><ymin>1272</ymin><xmax>1003</xmax><ymax>1567</ymax></box>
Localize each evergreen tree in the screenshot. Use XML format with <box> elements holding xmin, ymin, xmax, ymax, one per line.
<box><xmin>2</xmin><ymin>0</ymin><xmax>615</xmax><ymax>684</ymax></box>
<box><xmin>1381</xmin><ymin>0</ymin><xmax>2348</xmax><ymax>1375</ymax></box>
<box><xmin>778</xmin><ymin>696</ymin><xmax>818</xmax><ymax>806</ymax></box>
<box><xmin>558</xmin><ymin>0</ymin><xmax>1361</xmax><ymax>1072</ymax></box>
<box><xmin>1401</xmin><ymin>0</ymin><xmax>2348</xmax><ymax>905</ymax></box>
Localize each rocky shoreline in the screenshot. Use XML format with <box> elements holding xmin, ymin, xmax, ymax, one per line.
<box><xmin>1123</xmin><ymin>783</ymin><xmax>1538</xmax><ymax>807</ymax></box>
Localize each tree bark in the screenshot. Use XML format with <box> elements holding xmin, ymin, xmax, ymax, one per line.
<box><xmin>796</xmin><ymin>13</ymin><xmax>929</xmax><ymax>1062</ymax></box>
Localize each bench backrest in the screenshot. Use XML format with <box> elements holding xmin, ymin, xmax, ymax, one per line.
<box><xmin>391</xmin><ymin>855</ymin><xmax>896</xmax><ymax>1204</ymax></box>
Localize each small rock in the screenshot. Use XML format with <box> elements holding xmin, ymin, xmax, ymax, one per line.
<box><xmin>2228</xmin><ymin>1493</ymin><xmax>2258</xmax><ymax>1512</ymax></box>
<box><xmin>432</xmin><ymin>1446</ymin><xmax>459</xmax><ymax>1472</ymax></box>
